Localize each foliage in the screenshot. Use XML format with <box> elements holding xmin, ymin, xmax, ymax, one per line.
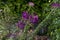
<box><xmin>0</xmin><ymin>0</ymin><xmax>60</xmax><ymax>40</ymax></box>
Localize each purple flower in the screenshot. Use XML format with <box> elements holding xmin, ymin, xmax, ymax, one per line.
<box><xmin>28</xmin><ymin>2</ymin><xmax>34</xmax><ymax>6</ymax></box>
<box><xmin>22</xmin><ymin>11</ymin><xmax>29</xmax><ymax>20</ymax></box>
<box><xmin>29</xmin><ymin>14</ymin><xmax>38</xmax><ymax>24</ymax></box>
<box><xmin>51</xmin><ymin>3</ymin><xmax>60</xmax><ymax>7</ymax></box>
<box><xmin>16</xmin><ymin>21</ymin><xmax>25</xmax><ymax>29</ymax></box>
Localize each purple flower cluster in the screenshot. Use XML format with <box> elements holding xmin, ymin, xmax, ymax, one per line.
<box><xmin>16</xmin><ymin>21</ymin><xmax>25</xmax><ymax>29</ymax></box>
<box><xmin>22</xmin><ymin>11</ymin><xmax>29</xmax><ymax>20</ymax></box>
<box><xmin>51</xmin><ymin>3</ymin><xmax>60</xmax><ymax>7</ymax></box>
<box><xmin>29</xmin><ymin>14</ymin><xmax>38</xmax><ymax>24</ymax></box>
<box><xmin>22</xmin><ymin>11</ymin><xmax>38</xmax><ymax>24</ymax></box>
<box><xmin>16</xmin><ymin>11</ymin><xmax>38</xmax><ymax>29</ymax></box>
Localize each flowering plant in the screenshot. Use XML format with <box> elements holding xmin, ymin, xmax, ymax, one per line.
<box><xmin>0</xmin><ymin>0</ymin><xmax>60</xmax><ymax>40</ymax></box>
